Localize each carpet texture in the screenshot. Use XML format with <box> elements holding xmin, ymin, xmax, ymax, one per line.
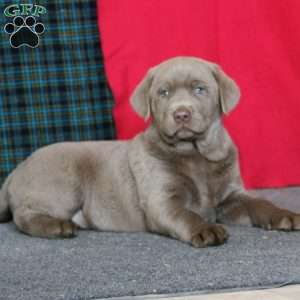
<box><xmin>0</xmin><ymin>188</ymin><xmax>300</xmax><ymax>300</ymax></box>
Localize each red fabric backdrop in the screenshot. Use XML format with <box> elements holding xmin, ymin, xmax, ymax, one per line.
<box><xmin>98</xmin><ymin>0</ymin><xmax>300</xmax><ymax>188</ymax></box>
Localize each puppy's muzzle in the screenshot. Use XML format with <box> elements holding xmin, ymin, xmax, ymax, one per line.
<box><xmin>173</xmin><ymin>106</ymin><xmax>192</xmax><ymax>124</ymax></box>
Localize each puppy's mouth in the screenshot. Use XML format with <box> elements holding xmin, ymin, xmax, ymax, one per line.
<box><xmin>163</xmin><ymin>125</ymin><xmax>206</xmax><ymax>142</ymax></box>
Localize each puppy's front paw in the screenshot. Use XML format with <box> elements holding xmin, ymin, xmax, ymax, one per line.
<box><xmin>191</xmin><ymin>224</ymin><xmax>228</xmax><ymax>248</ymax></box>
<box><xmin>265</xmin><ymin>212</ymin><xmax>300</xmax><ymax>231</ymax></box>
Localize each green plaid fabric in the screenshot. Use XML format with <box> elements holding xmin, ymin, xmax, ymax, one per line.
<box><xmin>0</xmin><ymin>0</ymin><xmax>115</xmax><ymax>185</ymax></box>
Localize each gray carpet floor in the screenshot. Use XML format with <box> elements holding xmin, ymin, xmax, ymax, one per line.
<box><xmin>0</xmin><ymin>188</ymin><xmax>300</xmax><ymax>300</ymax></box>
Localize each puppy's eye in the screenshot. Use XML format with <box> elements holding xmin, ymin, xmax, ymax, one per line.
<box><xmin>194</xmin><ymin>86</ymin><xmax>206</xmax><ymax>95</ymax></box>
<box><xmin>158</xmin><ymin>88</ymin><xmax>169</xmax><ymax>97</ymax></box>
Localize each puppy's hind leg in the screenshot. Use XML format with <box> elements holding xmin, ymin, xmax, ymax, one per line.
<box><xmin>14</xmin><ymin>207</ymin><xmax>78</xmax><ymax>238</ymax></box>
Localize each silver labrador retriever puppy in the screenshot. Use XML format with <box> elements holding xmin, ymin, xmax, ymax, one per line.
<box><xmin>1</xmin><ymin>57</ymin><xmax>299</xmax><ymax>247</ymax></box>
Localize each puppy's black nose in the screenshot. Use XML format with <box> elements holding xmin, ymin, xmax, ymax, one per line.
<box><xmin>173</xmin><ymin>107</ymin><xmax>191</xmax><ymax>123</ymax></box>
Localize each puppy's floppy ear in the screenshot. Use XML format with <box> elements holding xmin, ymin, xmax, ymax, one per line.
<box><xmin>210</xmin><ymin>64</ymin><xmax>240</xmax><ymax>114</ymax></box>
<box><xmin>130</xmin><ymin>67</ymin><xmax>156</xmax><ymax>120</ymax></box>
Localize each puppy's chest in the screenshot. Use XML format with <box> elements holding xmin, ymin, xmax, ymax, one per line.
<box><xmin>178</xmin><ymin>159</ymin><xmax>229</xmax><ymax>220</ymax></box>
<box><xmin>182</xmin><ymin>158</ymin><xmax>226</xmax><ymax>191</ymax></box>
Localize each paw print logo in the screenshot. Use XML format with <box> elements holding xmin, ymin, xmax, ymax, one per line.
<box><xmin>4</xmin><ymin>16</ymin><xmax>45</xmax><ymax>48</ymax></box>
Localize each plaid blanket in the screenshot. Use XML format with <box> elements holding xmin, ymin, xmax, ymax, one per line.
<box><xmin>0</xmin><ymin>0</ymin><xmax>115</xmax><ymax>185</ymax></box>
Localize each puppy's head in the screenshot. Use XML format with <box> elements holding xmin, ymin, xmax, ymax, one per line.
<box><xmin>131</xmin><ymin>57</ymin><xmax>240</xmax><ymax>143</ymax></box>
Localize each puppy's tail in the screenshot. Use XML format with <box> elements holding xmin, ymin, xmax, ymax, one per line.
<box><xmin>0</xmin><ymin>173</ymin><xmax>13</xmax><ymax>222</ymax></box>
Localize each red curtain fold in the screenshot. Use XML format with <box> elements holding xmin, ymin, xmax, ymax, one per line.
<box><xmin>98</xmin><ymin>0</ymin><xmax>300</xmax><ymax>188</ymax></box>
